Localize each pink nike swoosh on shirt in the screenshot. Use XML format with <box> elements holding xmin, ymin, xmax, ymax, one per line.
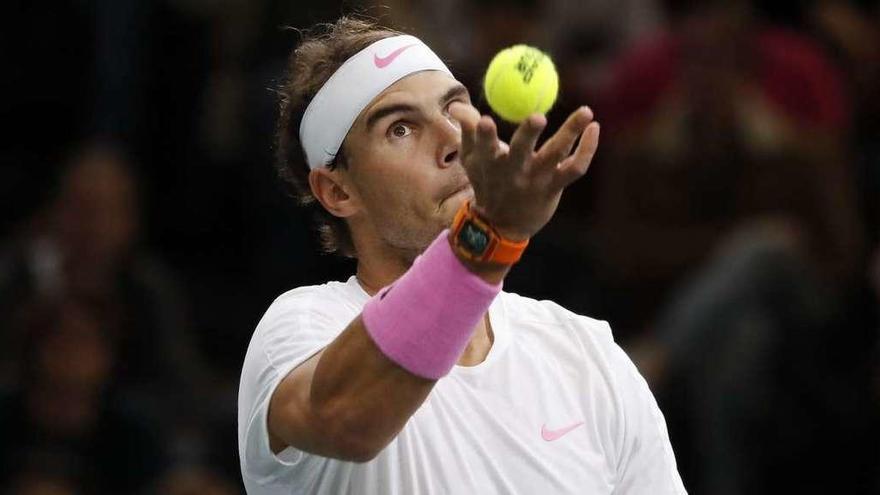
<box><xmin>541</xmin><ymin>422</ymin><xmax>585</xmax><ymax>441</ymax></box>
<box><xmin>373</xmin><ymin>44</ymin><xmax>418</xmax><ymax>68</ymax></box>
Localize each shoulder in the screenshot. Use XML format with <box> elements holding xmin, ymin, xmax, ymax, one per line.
<box><xmin>265</xmin><ymin>278</ymin><xmax>362</xmax><ymax>315</ymax></box>
<box><xmin>241</xmin><ymin>277</ymin><xmax>364</xmax><ymax>390</ymax></box>
<box><xmin>240</xmin><ymin>279</ymin><xmax>363</xmax><ymax>375</ymax></box>
<box><xmin>238</xmin><ymin>278</ymin><xmax>364</xmax><ymax>481</ymax></box>
<box><xmin>256</xmin><ymin>278</ymin><xmax>364</xmax><ymax>338</ymax></box>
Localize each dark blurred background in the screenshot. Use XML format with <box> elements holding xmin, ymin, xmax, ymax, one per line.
<box><xmin>1</xmin><ymin>0</ymin><xmax>879</xmax><ymax>493</ymax></box>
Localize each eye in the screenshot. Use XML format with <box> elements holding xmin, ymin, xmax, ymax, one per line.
<box><xmin>389</xmin><ymin>122</ymin><xmax>413</xmax><ymax>139</ymax></box>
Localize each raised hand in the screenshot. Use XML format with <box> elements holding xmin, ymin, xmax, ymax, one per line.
<box><xmin>448</xmin><ymin>102</ymin><xmax>599</xmax><ymax>241</ymax></box>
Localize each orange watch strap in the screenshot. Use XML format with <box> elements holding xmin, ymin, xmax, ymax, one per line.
<box><xmin>451</xmin><ymin>201</ymin><xmax>529</xmax><ymax>265</ymax></box>
<box><xmin>489</xmin><ymin>231</ymin><xmax>530</xmax><ymax>264</ymax></box>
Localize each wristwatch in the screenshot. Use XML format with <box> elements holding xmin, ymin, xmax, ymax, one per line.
<box><xmin>450</xmin><ymin>200</ymin><xmax>529</xmax><ymax>265</ymax></box>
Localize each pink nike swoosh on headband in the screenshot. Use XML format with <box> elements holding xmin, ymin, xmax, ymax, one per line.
<box><xmin>373</xmin><ymin>44</ymin><xmax>418</xmax><ymax>68</ymax></box>
<box><xmin>541</xmin><ymin>422</ymin><xmax>585</xmax><ymax>442</ymax></box>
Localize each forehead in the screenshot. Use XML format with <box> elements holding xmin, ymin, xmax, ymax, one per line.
<box><xmin>353</xmin><ymin>71</ymin><xmax>462</xmax><ymax>126</ymax></box>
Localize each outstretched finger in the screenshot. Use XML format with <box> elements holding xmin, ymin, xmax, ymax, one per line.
<box><xmin>508</xmin><ymin>113</ymin><xmax>547</xmax><ymax>169</ymax></box>
<box><xmin>534</xmin><ymin>106</ymin><xmax>592</xmax><ymax>170</ymax></box>
<box><xmin>448</xmin><ymin>102</ymin><xmax>481</xmax><ymax>154</ymax></box>
<box><xmin>552</xmin><ymin>121</ymin><xmax>600</xmax><ymax>190</ymax></box>
<box><xmin>473</xmin><ymin>115</ymin><xmax>502</xmax><ymax>164</ymax></box>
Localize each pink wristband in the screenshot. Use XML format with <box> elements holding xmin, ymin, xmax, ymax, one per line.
<box><xmin>361</xmin><ymin>230</ymin><xmax>502</xmax><ymax>380</ymax></box>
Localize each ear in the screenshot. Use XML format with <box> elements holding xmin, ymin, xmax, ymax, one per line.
<box><xmin>308</xmin><ymin>167</ymin><xmax>359</xmax><ymax>219</ymax></box>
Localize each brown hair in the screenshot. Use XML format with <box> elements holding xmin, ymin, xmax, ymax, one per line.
<box><xmin>275</xmin><ymin>17</ymin><xmax>402</xmax><ymax>257</ymax></box>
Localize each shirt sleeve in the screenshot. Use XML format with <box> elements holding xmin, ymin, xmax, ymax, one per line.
<box><xmin>237</xmin><ymin>288</ymin><xmax>355</xmax><ymax>485</ymax></box>
<box><xmin>608</xmin><ymin>338</ymin><xmax>688</xmax><ymax>494</ymax></box>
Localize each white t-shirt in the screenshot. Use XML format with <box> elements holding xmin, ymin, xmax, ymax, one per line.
<box><xmin>238</xmin><ymin>276</ymin><xmax>686</xmax><ymax>494</ymax></box>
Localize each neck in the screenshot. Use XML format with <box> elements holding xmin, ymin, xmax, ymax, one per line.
<box><xmin>354</xmin><ymin>252</ymin><xmax>409</xmax><ymax>297</ymax></box>
<box><xmin>351</xmin><ymin>227</ymin><xmax>422</xmax><ymax>295</ymax></box>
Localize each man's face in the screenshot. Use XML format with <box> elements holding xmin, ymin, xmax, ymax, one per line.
<box><xmin>342</xmin><ymin>70</ymin><xmax>474</xmax><ymax>255</ymax></box>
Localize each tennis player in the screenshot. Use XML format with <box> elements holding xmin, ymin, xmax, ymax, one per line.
<box><xmin>238</xmin><ymin>17</ymin><xmax>686</xmax><ymax>494</ymax></box>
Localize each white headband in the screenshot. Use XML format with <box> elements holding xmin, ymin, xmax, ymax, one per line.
<box><xmin>299</xmin><ymin>35</ymin><xmax>452</xmax><ymax>169</ymax></box>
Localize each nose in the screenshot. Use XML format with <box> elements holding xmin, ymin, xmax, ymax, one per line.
<box><xmin>434</xmin><ymin>112</ymin><xmax>461</xmax><ymax>169</ymax></box>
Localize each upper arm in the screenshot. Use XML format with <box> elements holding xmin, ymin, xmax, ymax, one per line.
<box><xmin>267</xmin><ymin>347</ymin><xmax>325</xmax><ymax>455</ymax></box>
<box><xmin>265</xmin><ymin>313</ymin><xmax>436</xmax><ymax>463</ymax></box>
<box><xmin>263</xmin><ymin>319</ymin><xmax>377</xmax><ymax>463</ymax></box>
<box><xmin>237</xmin><ymin>291</ymin><xmax>347</xmax><ymax>482</ymax></box>
<box><xmin>239</xmin><ymin>282</ymin><xmax>445</xmax><ymax>479</ymax></box>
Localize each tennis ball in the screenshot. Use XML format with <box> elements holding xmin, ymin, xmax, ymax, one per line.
<box><xmin>483</xmin><ymin>45</ymin><xmax>559</xmax><ymax>123</ymax></box>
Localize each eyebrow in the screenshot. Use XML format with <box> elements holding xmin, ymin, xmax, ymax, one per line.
<box><xmin>365</xmin><ymin>83</ymin><xmax>470</xmax><ymax>132</ymax></box>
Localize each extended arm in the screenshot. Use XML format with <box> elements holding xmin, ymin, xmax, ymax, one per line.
<box><xmin>266</xmin><ymin>104</ymin><xmax>599</xmax><ymax>463</ymax></box>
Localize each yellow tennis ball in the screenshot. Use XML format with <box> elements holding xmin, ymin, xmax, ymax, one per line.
<box><xmin>483</xmin><ymin>45</ymin><xmax>559</xmax><ymax>123</ymax></box>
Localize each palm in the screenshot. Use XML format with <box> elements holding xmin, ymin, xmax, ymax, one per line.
<box><xmin>449</xmin><ymin>102</ymin><xmax>600</xmax><ymax>240</ymax></box>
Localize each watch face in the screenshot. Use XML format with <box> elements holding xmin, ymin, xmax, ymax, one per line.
<box><xmin>459</xmin><ymin>221</ymin><xmax>489</xmax><ymax>255</ymax></box>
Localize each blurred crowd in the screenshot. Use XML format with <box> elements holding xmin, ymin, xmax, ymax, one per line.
<box><xmin>2</xmin><ymin>0</ymin><xmax>879</xmax><ymax>493</ymax></box>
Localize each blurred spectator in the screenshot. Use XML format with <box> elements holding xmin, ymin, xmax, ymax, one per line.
<box><xmin>0</xmin><ymin>296</ymin><xmax>164</xmax><ymax>493</ymax></box>
<box><xmin>0</xmin><ymin>142</ymin><xmax>222</xmax><ymax>480</ymax></box>
<box><xmin>586</xmin><ymin>0</ymin><xmax>873</xmax><ymax>492</ymax></box>
<box><xmin>649</xmin><ymin>225</ymin><xmax>877</xmax><ymax>493</ymax></box>
<box><xmin>592</xmin><ymin>0</ymin><xmax>864</xmax><ymax>338</ymax></box>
